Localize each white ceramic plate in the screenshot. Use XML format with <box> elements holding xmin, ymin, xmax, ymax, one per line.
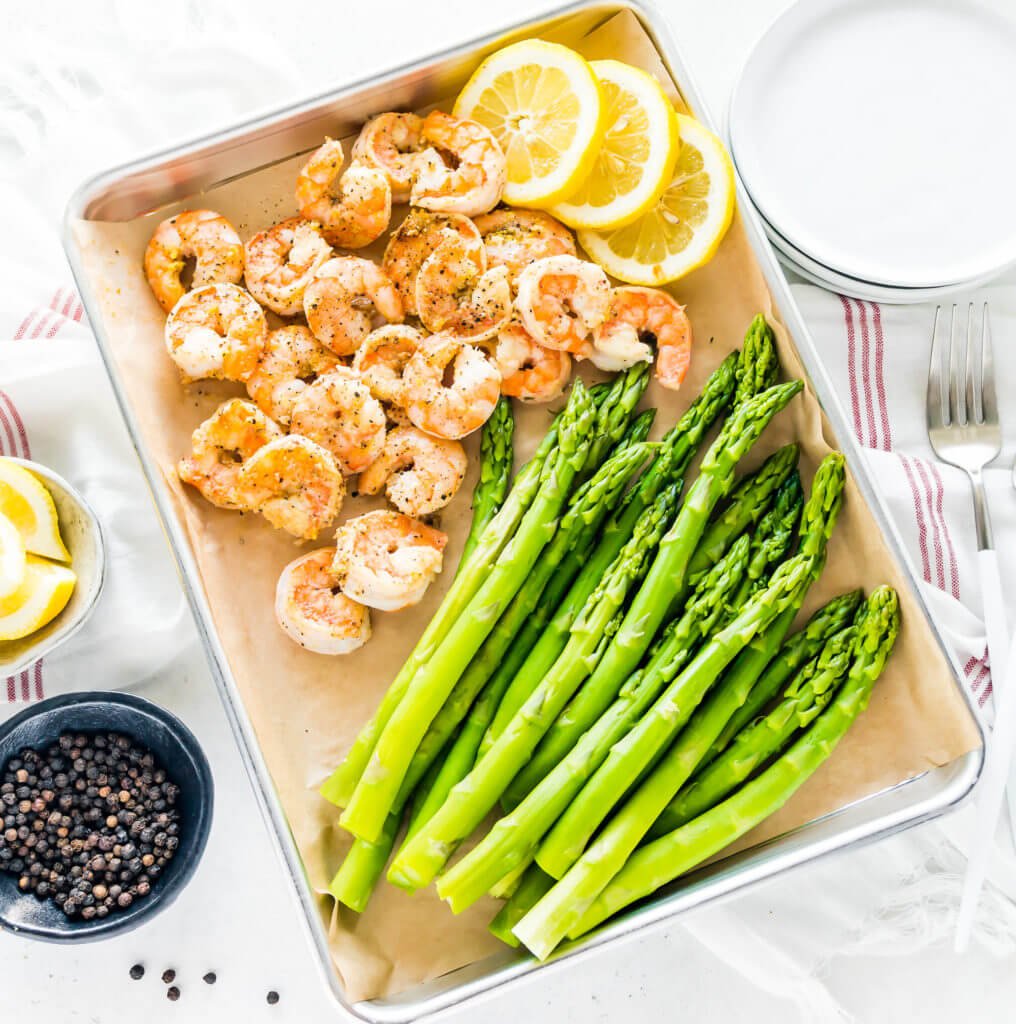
<box><xmin>755</xmin><ymin>201</ymin><xmax>986</xmax><ymax>303</ymax></box>
<box><xmin>729</xmin><ymin>0</ymin><xmax>1016</xmax><ymax>289</ymax></box>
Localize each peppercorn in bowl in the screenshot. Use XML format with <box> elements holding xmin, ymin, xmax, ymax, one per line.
<box><xmin>0</xmin><ymin>691</ymin><xmax>212</xmax><ymax>941</ymax></box>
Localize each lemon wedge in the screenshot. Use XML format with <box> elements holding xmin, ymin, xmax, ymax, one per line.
<box><xmin>0</xmin><ymin>512</ymin><xmax>27</xmax><ymax>600</ymax></box>
<box><xmin>0</xmin><ymin>554</ymin><xmax>76</xmax><ymax>642</ymax></box>
<box><xmin>453</xmin><ymin>39</ymin><xmax>605</xmax><ymax>208</ymax></box>
<box><xmin>578</xmin><ymin>114</ymin><xmax>736</xmax><ymax>285</ymax></box>
<box><xmin>0</xmin><ymin>458</ymin><xmax>71</xmax><ymax>563</ymax></box>
<box><xmin>550</xmin><ymin>60</ymin><xmax>679</xmax><ymax>230</ymax></box>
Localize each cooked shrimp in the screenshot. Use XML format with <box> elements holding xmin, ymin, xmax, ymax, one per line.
<box><xmin>410</xmin><ymin>111</ymin><xmax>507</xmax><ymax>217</ymax></box>
<box><xmin>515</xmin><ymin>255</ymin><xmax>611</xmax><ymax>355</ymax></box>
<box><xmin>144</xmin><ymin>209</ymin><xmax>244</xmax><ymax>314</ymax></box>
<box><xmin>474</xmin><ymin>208</ymin><xmax>577</xmax><ymax>285</ymax></box>
<box><xmin>303</xmin><ymin>256</ymin><xmax>403</xmax><ymax>357</ymax></box>
<box><xmin>245</xmin><ymin>325</ymin><xmax>340</xmax><ymax>425</ymax></box>
<box><xmin>332</xmin><ymin>510</ymin><xmax>447</xmax><ymax>611</ymax></box>
<box><xmin>244</xmin><ymin>217</ymin><xmax>332</xmax><ymax>316</ymax></box>
<box><xmin>382</xmin><ymin>209</ymin><xmax>483</xmax><ymax>317</ymax></box>
<box><xmin>352</xmin><ymin>324</ymin><xmax>423</xmax><ymax>422</ymax></box>
<box><xmin>357</xmin><ymin>426</ymin><xmax>468</xmax><ymax>517</ymax></box>
<box><xmin>594</xmin><ymin>287</ymin><xmax>693</xmax><ymax>390</ymax></box>
<box><xmin>415</xmin><ymin>236</ymin><xmax>511</xmax><ymax>342</ymax></box>
<box><xmin>235</xmin><ymin>435</ymin><xmax>344</xmax><ymax>540</ymax></box>
<box><xmin>275</xmin><ymin>548</ymin><xmax>371</xmax><ymax>655</ymax></box>
<box><xmin>164</xmin><ymin>283</ymin><xmax>267</xmax><ymax>383</ymax></box>
<box><xmin>177</xmin><ymin>398</ymin><xmax>282</xmax><ymax>510</ymax></box>
<box><xmin>403</xmin><ymin>333</ymin><xmax>501</xmax><ymax>440</ymax></box>
<box><xmin>351</xmin><ymin>112</ymin><xmax>425</xmax><ymax>203</ymax></box>
<box><xmin>289</xmin><ymin>371</ymin><xmax>387</xmax><ymax>476</ymax></box>
<box><xmin>494</xmin><ymin>324</ymin><xmax>572</xmax><ymax>403</ymax></box>
<box><xmin>295</xmin><ymin>138</ymin><xmax>391</xmax><ymax>248</ymax></box>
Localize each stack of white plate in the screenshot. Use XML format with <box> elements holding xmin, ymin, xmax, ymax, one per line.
<box><xmin>728</xmin><ymin>0</ymin><xmax>1016</xmax><ymax>303</ymax></box>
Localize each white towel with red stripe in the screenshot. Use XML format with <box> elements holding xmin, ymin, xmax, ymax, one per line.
<box><xmin>791</xmin><ymin>282</ymin><xmax>1016</xmax><ymax>721</ymax></box>
<box><xmin>0</xmin><ymin>308</ymin><xmax>189</xmax><ymax>704</ymax></box>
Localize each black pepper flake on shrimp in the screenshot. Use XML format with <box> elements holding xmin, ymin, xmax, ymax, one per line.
<box><xmin>0</xmin><ymin>731</ymin><xmax>182</xmax><ymax>920</ymax></box>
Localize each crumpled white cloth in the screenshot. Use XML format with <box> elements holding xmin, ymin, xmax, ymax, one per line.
<box><xmin>2</xmin><ymin>3</ymin><xmax>1016</xmax><ymax>1021</ymax></box>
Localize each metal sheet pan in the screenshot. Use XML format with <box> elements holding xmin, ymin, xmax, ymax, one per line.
<box><xmin>62</xmin><ymin>3</ymin><xmax>985</xmax><ymax>1019</ymax></box>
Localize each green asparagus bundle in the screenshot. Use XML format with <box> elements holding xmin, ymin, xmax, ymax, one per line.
<box><xmin>503</xmin><ymin>447</ymin><xmax>802</xmax><ymax>806</ymax></box>
<box><xmin>557</xmin><ymin>586</ymin><xmax>901</xmax><ymax>946</ymax></box>
<box><xmin>460</xmin><ymin>396</ymin><xmax>514</xmax><ymax>567</ymax></box>
<box><xmin>437</xmin><ymin>536</ymin><xmax>752</xmax><ymax>913</ymax></box>
<box><xmin>481</xmin><ymin>353</ymin><xmax>740</xmax><ymax>753</ymax></box>
<box><xmin>387</xmin><ymin>482</ymin><xmax>683</xmax><ymax>890</ymax></box>
<box><xmin>512</xmin><ymin>554</ymin><xmax>814</xmax><ymax>956</ymax></box>
<box><xmin>496</xmin><ymin>380</ymin><xmax>803</xmax><ymax>803</ymax></box>
<box><xmin>328</xmin><ymin>440</ymin><xmax>653</xmax><ymax>910</ymax></box>
<box><xmin>532</xmin><ymin>452</ymin><xmax>846</xmax><ymax>883</ymax></box>
<box><xmin>654</xmin><ymin>619</ymin><xmax>859</xmax><ymax>834</ymax></box>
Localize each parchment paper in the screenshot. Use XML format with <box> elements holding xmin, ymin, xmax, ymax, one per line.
<box><xmin>70</xmin><ymin>9</ymin><xmax>979</xmax><ymax>1003</ymax></box>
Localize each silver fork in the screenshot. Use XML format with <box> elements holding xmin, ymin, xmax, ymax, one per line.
<box><xmin>927</xmin><ymin>302</ymin><xmax>1010</xmax><ymax>832</ymax></box>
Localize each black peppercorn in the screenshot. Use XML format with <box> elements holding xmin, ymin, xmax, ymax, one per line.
<box><xmin>129</xmin><ymin>963</ymin><xmax>145</xmax><ymax>980</ymax></box>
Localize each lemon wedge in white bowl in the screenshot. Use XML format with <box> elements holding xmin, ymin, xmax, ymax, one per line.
<box><xmin>0</xmin><ymin>458</ymin><xmax>104</xmax><ymax>677</ymax></box>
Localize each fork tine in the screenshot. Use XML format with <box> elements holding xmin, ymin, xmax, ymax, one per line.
<box><xmin>980</xmin><ymin>302</ymin><xmax>998</xmax><ymax>426</ymax></box>
<box><xmin>964</xmin><ymin>302</ymin><xmax>976</xmax><ymax>426</ymax></box>
<box><xmin>948</xmin><ymin>303</ymin><xmax>963</xmax><ymax>425</ymax></box>
<box><xmin>927</xmin><ymin>305</ymin><xmax>947</xmax><ymax>430</ymax></box>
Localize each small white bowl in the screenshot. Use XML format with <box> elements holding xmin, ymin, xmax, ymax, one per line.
<box><xmin>0</xmin><ymin>459</ymin><xmax>106</xmax><ymax>677</ymax></box>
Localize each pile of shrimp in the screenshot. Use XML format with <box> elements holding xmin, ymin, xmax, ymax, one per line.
<box><xmin>144</xmin><ymin>108</ymin><xmax>694</xmax><ymax>657</ymax></box>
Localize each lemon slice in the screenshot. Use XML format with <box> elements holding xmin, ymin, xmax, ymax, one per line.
<box><xmin>578</xmin><ymin>114</ymin><xmax>736</xmax><ymax>286</ymax></box>
<box><xmin>453</xmin><ymin>39</ymin><xmax>605</xmax><ymax>208</ymax></box>
<box><xmin>0</xmin><ymin>512</ymin><xmax>26</xmax><ymax>600</ymax></box>
<box><xmin>0</xmin><ymin>458</ymin><xmax>71</xmax><ymax>563</ymax></box>
<box><xmin>0</xmin><ymin>554</ymin><xmax>76</xmax><ymax>642</ymax></box>
<box><xmin>550</xmin><ymin>60</ymin><xmax>679</xmax><ymax>230</ymax></box>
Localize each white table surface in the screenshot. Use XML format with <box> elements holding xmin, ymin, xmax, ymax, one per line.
<box><xmin>3</xmin><ymin>0</ymin><xmax>1016</xmax><ymax>1020</ymax></box>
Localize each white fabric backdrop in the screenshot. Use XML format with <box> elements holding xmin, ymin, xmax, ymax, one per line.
<box><xmin>2</xmin><ymin>1</ymin><xmax>1016</xmax><ymax>1020</ymax></box>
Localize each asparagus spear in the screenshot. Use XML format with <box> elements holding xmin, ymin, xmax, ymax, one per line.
<box><xmin>321</xmin><ymin>411</ymin><xmax>560</xmax><ymax>809</ymax></box>
<box><xmin>327</xmin><ymin>808</ymin><xmax>401</xmax><ymax>913</ymax></box>
<box><xmin>460</xmin><ymin>397</ymin><xmax>514</xmax><ymax>567</ymax></box>
<box><xmin>489</xmin><ymin>865</ymin><xmax>555</xmax><ymax>947</ymax></box>
<box><xmin>563</xmin><ymin>586</ymin><xmax>901</xmax><ymax>944</ymax></box>
<box><xmin>438</xmin><ymin>537</ymin><xmax>751</xmax><ymax>912</ymax></box>
<box><xmin>702</xmin><ymin>588</ymin><xmax>863</xmax><ymax>769</ymax></box>
<box><xmin>653</xmin><ymin>621</ymin><xmax>858</xmax><ymax>834</ymax></box>
<box><xmin>480</xmin><ymin>353</ymin><xmax>740</xmax><ymax>754</ymax></box>
<box><xmin>340</xmin><ymin>382</ymin><xmax>597</xmax><ymax>841</ymax></box>
<box><xmin>734</xmin><ymin>314</ymin><xmax>779</xmax><ymax>406</ymax></box>
<box><xmin>500</xmin><ymin>380</ymin><xmax>803</xmax><ymax>793</ymax></box>
<box><xmin>387</xmin><ymin>482</ymin><xmax>682</xmax><ymax>889</ymax></box>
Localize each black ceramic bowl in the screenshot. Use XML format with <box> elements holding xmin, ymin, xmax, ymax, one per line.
<box><xmin>0</xmin><ymin>691</ymin><xmax>213</xmax><ymax>942</ymax></box>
